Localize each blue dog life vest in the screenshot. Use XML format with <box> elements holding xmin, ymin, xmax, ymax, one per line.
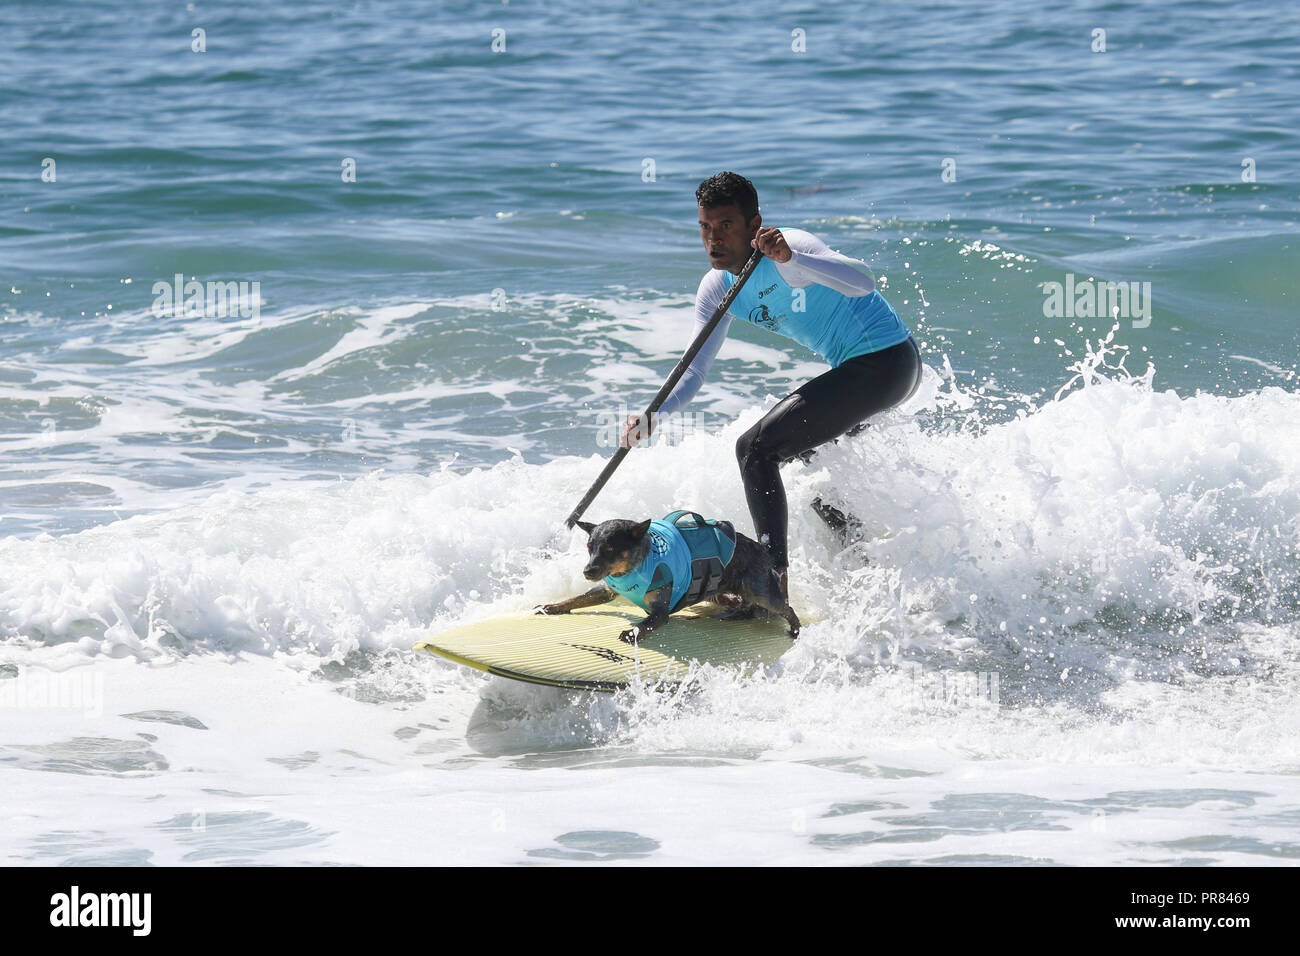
<box><xmin>604</xmin><ymin>510</ymin><xmax>738</xmax><ymax>613</ymax></box>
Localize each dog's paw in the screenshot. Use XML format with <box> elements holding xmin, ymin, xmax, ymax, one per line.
<box><xmin>532</xmin><ymin>603</ymin><xmax>566</xmax><ymax>615</ymax></box>
<box><xmin>618</xmin><ymin>626</ymin><xmax>642</xmax><ymax>645</ymax></box>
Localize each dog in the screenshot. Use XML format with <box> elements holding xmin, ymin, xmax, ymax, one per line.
<box><xmin>534</xmin><ymin>510</ymin><xmax>800</xmax><ymax>644</ymax></box>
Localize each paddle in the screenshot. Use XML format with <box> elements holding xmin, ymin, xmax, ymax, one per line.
<box><xmin>564</xmin><ymin>247</ymin><xmax>764</xmax><ymax>529</ymax></box>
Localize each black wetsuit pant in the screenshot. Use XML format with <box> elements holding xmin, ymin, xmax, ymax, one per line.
<box><xmin>735</xmin><ymin>336</ymin><xmax>922</xmax><ymax>569</ymax></box>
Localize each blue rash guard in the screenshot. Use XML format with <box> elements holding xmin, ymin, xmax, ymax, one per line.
<box><xmin>722</xmin><ymin>247</ymin><xmax>909</xmax><ymax>367</ymax></box>
<box><xmin>659</xmin><ymin>227</ymin><xmax>912</xmax><ymax>417</ymax></box>
<box><xmin>604</xmin><ymin>511</ymin><xmax>737</xmax><ymax>613</ymax></box>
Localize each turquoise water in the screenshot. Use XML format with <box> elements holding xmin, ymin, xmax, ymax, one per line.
<box><xmin>3</xmin><ymin>0</ymin><xmax>1297</xmax><ymax>534</ymax></box>
<box><xmin>2</xmin><ymin>1</ymin><xmax>1299</xmax><ymax>866</ymax></box>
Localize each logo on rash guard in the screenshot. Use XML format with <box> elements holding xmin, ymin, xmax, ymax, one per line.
<box><xmin>748</xmin><ymin>303</ymin><xmax>782</xmax><ymax>331</ymax></box>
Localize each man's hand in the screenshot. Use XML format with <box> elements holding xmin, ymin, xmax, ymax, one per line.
<box><xmin>620</xmin><ymin>412</ymin><xmax>653</xmax><ymax>448</ymax></box>
<box><xmin>752</xmin><ymin>227</ymin><xmax>791</xmax><ymax>263</ymax></box>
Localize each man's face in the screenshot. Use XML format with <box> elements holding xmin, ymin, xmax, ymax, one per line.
<box><xmin>698</xmin><ymin>203</ymin><xmax>759</xmax><ymax>274</ymax></box>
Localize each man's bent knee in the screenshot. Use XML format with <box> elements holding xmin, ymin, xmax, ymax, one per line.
<box><xmin>735</xmin><ymin>423</ymin><xmax>762</xmax><ymax>467</ymax></box>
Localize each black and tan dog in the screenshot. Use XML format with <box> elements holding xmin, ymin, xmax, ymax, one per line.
<box><xmin>534</xmin><ymin>513</ymin><xmax>800</xmax><ymax>644</ymax></box>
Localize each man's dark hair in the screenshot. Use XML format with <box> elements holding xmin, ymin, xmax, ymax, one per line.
<box><xmin>696</xmin><ymin>171</ymin><xmax>759</xmax><ymax>223</ymax></box>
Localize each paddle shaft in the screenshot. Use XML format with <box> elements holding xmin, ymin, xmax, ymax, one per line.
<box><xmin>564</xmin><ymin>248</ymin><xmax>764</xmax><ymax>528</ymax></box>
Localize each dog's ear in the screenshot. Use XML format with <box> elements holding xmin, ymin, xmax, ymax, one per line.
<box><xmin>633</xmin><ymin>518</ymin><xmax>653</xmax><ymax>537</ymax></box>
<box><xmin>575</xmin><ymin>520</ymin><xmax>595</xmax><ymax>535</ymax></box>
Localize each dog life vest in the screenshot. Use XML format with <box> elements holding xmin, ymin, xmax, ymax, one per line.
<box><xmin>604</xmin><ymin>510</ymin><xmax>737</xmax><ymax>614</ymax></box>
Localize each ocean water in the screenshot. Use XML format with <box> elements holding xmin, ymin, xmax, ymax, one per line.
<box><xmin>2</xmin><ymin>0</ymin><xmax>1299</xmax><ymax>865</ymax></box>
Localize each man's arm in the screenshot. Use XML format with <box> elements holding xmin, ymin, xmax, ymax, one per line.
<box><xmin>622</xmin><ymin>271</ymin><xmax>732</xmax><ymax>444</ymax></box>
<box><xmin>772</xmin><ymin>228</ymin><xmax>877</xmax><ymax>297</ymax></box>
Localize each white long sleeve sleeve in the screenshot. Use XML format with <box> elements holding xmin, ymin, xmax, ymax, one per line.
<box><xmin>658</xmin><ymin>269</ymin><xmax>732</xmax><ymax>417</ymax></box>
<box><xmin>774</xmin><ymin>228</ymin><xmax>876</xmax><ymax>296</ymax></box>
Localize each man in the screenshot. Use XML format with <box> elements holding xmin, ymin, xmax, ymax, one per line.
<box><xmin>621</xmin><ymin>171</ymin><xmax>922</xmax><ymax>601</ymax></box>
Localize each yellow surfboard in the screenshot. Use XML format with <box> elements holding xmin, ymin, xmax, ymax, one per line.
<box><xmin>414</xmin><ymin>602</ymin><xmax>795</xmax><ymax>691</ymax></box>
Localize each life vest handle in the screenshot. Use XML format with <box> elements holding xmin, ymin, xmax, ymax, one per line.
<box><xmin>666</xmin><ymin>509</ymin><xmax>709</xmax><ymax>529</ymax></box>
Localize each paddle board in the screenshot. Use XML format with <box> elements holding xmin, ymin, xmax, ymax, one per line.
<box><xmin>414</xmin><ymin>602</ymin><xmax>795</xmax><ymax>691</ymax></box>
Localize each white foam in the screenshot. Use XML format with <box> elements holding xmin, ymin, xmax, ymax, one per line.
<box><xmin>2</xmin><ymin>303</ymin><xmax>1300</xmax><ymax>863</ymax></box>
<box><xmin>4</xmin><ymin>309</ymin><xmax>1300</xmax><ymax>863</ymax></box>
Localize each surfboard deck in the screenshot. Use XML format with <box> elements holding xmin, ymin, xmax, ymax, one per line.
<box><xmin>414</xmin><ymin>602</ymin><xmax>796</xmax><ymax>691</ymax></box>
